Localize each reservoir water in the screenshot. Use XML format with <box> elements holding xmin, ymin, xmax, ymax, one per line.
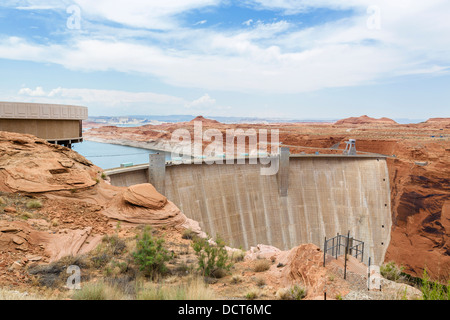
<box><xmin>73</xmin><ymin>140</ymin><xmax>169</xmax><ymax>170</ymax></box>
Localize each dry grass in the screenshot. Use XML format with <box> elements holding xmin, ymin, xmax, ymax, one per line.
<box><xmin>72</xmin><ymin>281</ymin><xmax>131</xmax><ymax>300</ymax></box>
<box><xmin>0</xmin><ymin>288</ymin><xmax>46</xmax><ymax>300</ymax></box>
<box><xmin>253</xmin><ymin>259</ymin><xmax>271</xmax><ymax>272</ymax></box>
<box><xmin>26</xmin><ymin>199</ymin><xmax>43</xmax><ymax>209</ymax></box>
<box><xmin>137</xmin><ymin>276</ymin><xmax>216</xmax><ymax>300</ymax></box>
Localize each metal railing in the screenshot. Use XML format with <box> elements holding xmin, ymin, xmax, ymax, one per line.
<box><xmin>323</xmin><ymin>232</ymin><xmax>364</xmax><ymax>279</ymax></box>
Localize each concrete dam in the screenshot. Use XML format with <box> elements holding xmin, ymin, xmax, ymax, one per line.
<box><xmin>105</xmin><ymin>152</ymin><xmax>392</xmax><ymax>265</ymax></box>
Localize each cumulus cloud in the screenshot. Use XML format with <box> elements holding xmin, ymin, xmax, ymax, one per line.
<box><xmin>18</xmin><ymin>86</ymin><xmax>46</xmax><ymax>96</ymax></box>
<box><xmin>185</xmin><ymin>94</ymin><xmax>216</xmax><ymax>109</ymax></box>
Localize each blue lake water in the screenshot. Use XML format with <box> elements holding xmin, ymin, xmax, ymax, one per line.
<box><xmin>72</xmin><ymin>140</ymin><xmax>169</xmax><ymax>170</ymax></box>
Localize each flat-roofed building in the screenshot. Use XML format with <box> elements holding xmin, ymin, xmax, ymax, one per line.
<box><xmin>0</xmin><ymin>101</ymin><xmax>88</xmax><ymax>148</ymax></box>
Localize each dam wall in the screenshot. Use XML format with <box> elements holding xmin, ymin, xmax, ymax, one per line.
<box><xmin>105</xmin><ymin>155</ymin><xmax>391</xmax><ymax>265</ymax></box>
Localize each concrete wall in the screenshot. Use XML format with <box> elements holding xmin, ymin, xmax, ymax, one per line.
<box><xmin>0</xmin><ymin>102</ymin><xmax>87</xmax><ymax>120</ymax></box>
<box><xmin>106</xmin><ymin>156</ymin><xmax>391</xmax><ymax>265</ymax></box>
<box><xmin>0</xmin><ymin>119</ymin><xmax>81</xmax><ymax>141</ymax></box>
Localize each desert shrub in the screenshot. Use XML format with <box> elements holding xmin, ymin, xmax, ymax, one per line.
<box><xmin>276</xmin><ymin>284</ymin><xmax>307</xmax><ymax>300</ymax></box>
<box><xmin>137</xmin><ymin>277</ymin><xmax>215</xmax><ymax>300</ymax></box>
<box><xmin>102</xmin><ymin>234</ymin><xmax>127</xmax><ymax>256</ymax></box>
<box><xmin>132</xmin><ymin>227</ymin><xmax>172</xmax><ymax>279</ymax></box>
<box><xmin>182</xmin><ymin>228</ymin><xmax>196</xmax><ymax>240</ymax></box>
<box><xmin>253</xmin><ymin>259</ymin><xmax>271</xmax><ymax>272</ymax></box>
<box><xmin>231</xmin><ymin>250</ymin><xmax>245</xmax><ymax>262</ymax></box>
<box><xmin>380</xmin><ymin>262</ymin><xmax>405</xmax><ymax>282</ymax></box>
<box><xmin>72</xmin><ymin>281</ymin><xmax>128</xmax><ymax>300</ymax></box>
<box><xmin>174</xmin><ymin>262</ymin><xmax>193</xmax><ymax>276</ymax></box>
<box><xmin>26</xmin><ymin>199</ymin><xmax>42</xmax><ymax>209</ymax></box>
<box><xmin>104</xmin><ymin>259</ymin><xmax>129</xmax><ymax>277</ymax></box>
<box><xmin>191</xmin><ymin>236</ymin><xmax>233</xmax><ymax>278</ymax></box>
<box><xmin>256</xmin><ymin>277</ymin><xmax>266</xmax><ymax>287</ymax></box>
<box><xmin>231</xmin><ymin>275</ymin><xmax>242</xmax><ymax>284</ymax></box>
<box><xmin>245</xmin><ymin>290</ymin><xmax>258</xmax><ymax>300</ymax></box>
<box><xmin>91</xmin><ymin>252</ymin><xmax>111</xmax><ymax>269</ymax></box>
<box><xmin>28</xmin><ymin>255</ymin><xmax>90</xmax><ymax>288</ymax></box>
<box><xmin>421</xmin><ymin>270</ymin><xmax>449</xmax><ymax>300</ymax></box>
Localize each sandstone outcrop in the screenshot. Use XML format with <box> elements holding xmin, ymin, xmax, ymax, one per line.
<box><xmin>103</xmin><ymin>183</ymin><xmax>187</xmax><ymax>226</ymax></box>
<box><xmin>0</xmin><ymin>132</ymin><xmax>96</xmax><ymax>193</ymax></box>
<box><xmin>0</xmin><ymin>130</ymin><xmax>198</xmax><ymax>288</ymax></box>
<box><xmin>123</xmin><ymin>183</ymin><xmax>167</xmax><ymax>209</ymax></box>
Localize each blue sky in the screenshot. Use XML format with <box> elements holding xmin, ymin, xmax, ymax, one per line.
<box><xmin>0</xmin><ymin>0</ymin><xmax>449</xmax><ymax>120</ymax></box>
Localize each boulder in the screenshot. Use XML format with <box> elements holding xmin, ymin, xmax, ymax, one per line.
<box><xmin>123</xmin><ymin>183</ymin><xmax>167</xmax><ymax>209</ymax></box>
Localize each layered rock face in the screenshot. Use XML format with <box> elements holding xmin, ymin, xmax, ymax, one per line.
<box><xmin>0</xmin><ymin>132</ymin><xmax>96</xmax><ymax>193</ymax></box>
<box><xmin>0</xmin><ymin>131</ymin><xmax>195</xmax><ymax>271</ymax></box>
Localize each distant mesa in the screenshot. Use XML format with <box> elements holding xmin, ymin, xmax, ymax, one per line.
<box><xmin>425</xmin><ymin>117</ymin><xmax>450</xmax><ymax>123</ymax></box>
<box><xmin>335</xmin><ymin>115</ymin><xmax>397</xmax><ymax>125</ymax></box>
<box><xmin>189</xmin><ymin>115</ymin><xmax>221</xmax><ymax>125</ymax></box>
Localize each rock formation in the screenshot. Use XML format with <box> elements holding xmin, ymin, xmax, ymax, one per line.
<box><xmin>334</xmin><ymin>115</ymin><xmax>398</xmax><ymax>125</ymax></box>
<box><xmin>0</xmin><ymin>131</ymin><xmax>196</xmax><ymax>286</ymax></box>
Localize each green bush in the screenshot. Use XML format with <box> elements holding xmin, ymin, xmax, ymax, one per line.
<box><xmin>380</xmin><ymin>261</ymin><xmax>404</xmax><ymax>282</ymax></box>
<box><xmin>192</xmin><ymin>236</ymin><xmax>233</xmax><ymax>278</ymax></box>
<box><xmin>245</xmin><ymin>290</ymin><xmax>258</xmax><ymax>300</ymax></box>
<box><xmin>132</xmin><ymin>227</ymin><xmax>172</xmax><ymax>279</ymax></box>
<box><xmin>421</xmin><ymin>269</ymin><xmax>449</xmax><ymax>300</ymax></box>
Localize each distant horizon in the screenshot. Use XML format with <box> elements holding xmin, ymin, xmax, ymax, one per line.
<box><xmin>87</xmin><ymin>114</ymin><xmax>434</xmax><ymax>124</ymax></box>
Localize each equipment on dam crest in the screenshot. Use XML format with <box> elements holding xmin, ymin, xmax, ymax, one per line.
<box><xmin>343</xmin><ymin>139</ymin><xmax>357</xmax><ymax>155</ymax></box>
<box><xmin>149</xmin><ymin>152</ymin><xmax>166</xmax><ymax>194</ymax></box>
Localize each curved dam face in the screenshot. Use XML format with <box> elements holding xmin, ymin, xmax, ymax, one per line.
<box><xmin>164</xmin><ymin>156</ymin><xmax>391</xmax><ymax>265</ymax></box>
<box><xmin>106</xmin><ymin>155</ymin><xmax>392</xmax><ymax>265</ymax></box>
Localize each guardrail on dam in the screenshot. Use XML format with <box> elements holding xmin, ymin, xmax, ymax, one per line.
<box><xmin>105</xmin><ymin>152</ymin><xmax>392</xmax><ymax>265</ymax></box>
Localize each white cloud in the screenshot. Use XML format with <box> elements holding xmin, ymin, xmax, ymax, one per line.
<box><xmin>243</xmin><ymin>19</ymin><xmax>253</xmax><ymax>26</ymax></box>
<box><xmin>185</xmin><ymin>94</ymin><xmax>231</xmax><ymax>115</ymax></box>
<box><xmin>1</xmin><ymin>1</ymin><xmax>450</xmax><ymax>94</ymax></box>
<box><xmin>185</xmin><ymin>94</ymin><xmax>216</xmax><ymax>109</ymax></box>
<box><xmin>18</xmin><ymin>86</ymin><xmax>187</xmax><ymax>107</ymax></box>
<box><xmin>18</xmin><ymin>86</ymin><xmax>46</xmax><ymax>96</ymax></box>
<box><xmin>73</xmin><ymin>0</ymin><xmax>220</xmax><ymax>29</ymax></box>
